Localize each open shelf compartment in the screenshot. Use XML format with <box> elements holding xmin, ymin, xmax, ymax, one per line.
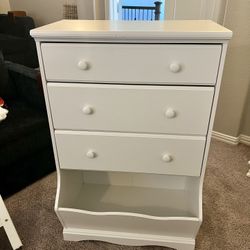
<box><xmin>56</xmin><ymin>170</ymin><xmax>202</xmax><ymax>238</ymax></box>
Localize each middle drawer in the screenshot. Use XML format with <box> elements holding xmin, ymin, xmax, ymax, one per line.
<box><xmin>48</xmin><ymin>83</ymin><xmax>214</xmax><ymax>135</ymax></box>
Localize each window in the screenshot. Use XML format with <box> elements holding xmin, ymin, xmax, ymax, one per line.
<box><xmin>109</xmin><ymin>0</ymin><xmax>165</xmax><ymax>20</ymax></box>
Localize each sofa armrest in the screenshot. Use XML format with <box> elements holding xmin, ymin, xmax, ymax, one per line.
<box><xmin>5</xmin><ymin>61</ymin><xmax>46</xmax><ymax>111</ymax></box>
<box><xmin>0</xmin><ymin>51</ymin><xmax>17</xmax><ymax>100</ymax></box>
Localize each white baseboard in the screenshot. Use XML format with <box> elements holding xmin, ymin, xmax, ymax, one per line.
<box><xmin>212</xmin><ymin>131</ymin><xmax>250</xmax><ymax>146</ymax></box>
<box><xmin>212</xmin><ymin>131</ymin><xmax>239</xmax><ymax>145</ymax></box>
<box><xmin>239</xmin><ymin>134</ymin><xmax>250</xmax><ymax>146</ymax></box>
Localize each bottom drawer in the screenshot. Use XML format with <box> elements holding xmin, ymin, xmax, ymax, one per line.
<box><xmin>55</xmin><ymin>131</ymin><xmax>205</xmax><ymax>176</ymax></box>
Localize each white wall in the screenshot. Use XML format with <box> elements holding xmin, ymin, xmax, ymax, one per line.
<box><xmin>0</xmin><ymin>0</ymin><xmax>10</xmax><ymax>13</ymax></box>
<box><xmin>165</xmin><ymin>0</ymin><xmax>227</xmax><ymax>22</ymax></box>
<box><xmin>9</xmin><ymin>0</ymin><xmax>101</xmax><ymax>26</ymax></box>
<box><xmin>9</xmin><ymin>0</ymin><xmax>226</xmax><ymax>26</ymax></box>
<box><xmin>213</xmin><ymin>0</ymin><xmax>250</xmax><ymax>137</ymax></box>
<box><xmin>9</xmin><ymin>0</ymin><xmax>65</xmax><ymax>26</ymax></box>
<box><xmin>241</xmin><ymin>88</ymin><xmax>250</xmax><ymax>135</ymax></box>
<box><xmin>94</xmin><ymin>0</ymin><xmax>105</xmax><ymax>20</ymax></box>
<box><xmin>175</xmin><ymin>0</ymin><xmax>203</xmax><ymax>19</ymax></box>
<box><xmin>77</xmin><ymin>0</ymin><xmax>94</xmax><ymax>20</ymax></box>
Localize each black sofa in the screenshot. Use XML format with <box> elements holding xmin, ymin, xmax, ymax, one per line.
<box><xmin>0</xmin><ymin>13</ymin><xmax>38</xmax><ymax>68</ymax></box>
<box><xmin>0</xmin><ymin>52</ymin><xmax>55</xmax><ymax>197</ymax></box>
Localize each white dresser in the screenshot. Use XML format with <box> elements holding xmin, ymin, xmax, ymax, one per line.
<box><xmin>31</xmin><ymin>20</ymin><xmax>232</xmax><ymax>250</ymax></box>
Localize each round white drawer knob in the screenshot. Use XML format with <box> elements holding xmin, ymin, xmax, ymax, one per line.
<box><xmin>165</xmin><ymin>108</ymin><xmax>176</xmax><ymax>118</ymax></box>
<box><xmin>162</xmin><ymin>154</ymin><xmax>173</xmax><ymax>163</ymax></box>
<box><xmin>82</xmin><ymin>105</ymin><xmax>94</xmax><ymax>115</ymax></box>
<box><xmin>78</xmin><ymin>60</ymin><xmax>89</xmax><ymax>70</ymax></box>
<box><xmin>86</xmin><ymin>150</ymin><xmax>96</xmax><ymax>159</ymax></box>
<box><xmin>169</xmin><ymin>63</ymin><xmax>181</xmax><ymax>73</ymax></box>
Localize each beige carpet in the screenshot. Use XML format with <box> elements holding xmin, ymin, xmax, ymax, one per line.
<box><xmin>1</xmin><ymin>140</ymin><xmax>249</xmax><ymax>250</ymax></box>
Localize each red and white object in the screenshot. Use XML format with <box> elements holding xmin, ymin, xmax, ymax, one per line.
<box><xmin>0</xmin><ymin>98</ymin><xmax>8</xmax><ymax>122</ymax></box>
<box><xmin>0</xmin><ymin>107</ymin><xmax>8</xmax><ymax>122</ymax></box>
<box><xmin>0</xmin><ymin>97</ymin><xmax>4</xmax><ymax>107</ymax></box>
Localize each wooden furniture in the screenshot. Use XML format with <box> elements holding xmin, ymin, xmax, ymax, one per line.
<box><xmin>0</xmin><ymin>195</ymin><xmax>22</xmax><ymax>249</ymax></box>
<box><xmin>31</xmin><ymin>20</ymin><xmax>232</xmax><ymax>250</ymax></box>
<box><xmin>8</xmin><ymin>11</ymin><xmax>26</xmax><ymax>18</ymax></box>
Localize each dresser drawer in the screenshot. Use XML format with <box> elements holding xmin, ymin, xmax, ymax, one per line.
<box><xmin>55</xmin><ymin>131</ymin><xmax>205</xmax><ymax>176</ymax></box>
<box><xmin>42</xmin><ymin>43</ymin><xmax>221</xmax><ymax>85</ymax></box>
<box><xmin>48</xmin><ymin>83</ymin><xmax>213</xmax><ymax>135</ymax></box>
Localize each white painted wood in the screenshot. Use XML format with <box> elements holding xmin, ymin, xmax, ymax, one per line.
<box><xmin>42</xmin><ymin>43</ymin><xmax>221</xmax><ymax>85</ymax></box>
<box><xmin>30</xmin><ymin>20</ymin><xmax>232</xmax><ymax>40</ymax></box>
<box><xmin>59</xmin><ymin>183</ymin><xmax>194</xmax><ymax>217</ymax></box>
<box><xmin>239</xmin><ymin>134</ymin><xmax>250</xmax><ymax>146</ymax></box>
<box><xmin>0</xmin><ymin>195</ymin><xmax>22</xmax><ymax>250</ymax></box>
<box><xmin>59</xmin><ymin>209</ymin><xmax>199</xmax><ymax>240</ymax></box>
<box><xmin>55</xmin><ymin>131</ymin><xmax>206</xmax><ymax>176</ymax></box>
<box><xmin>34</xmin><ymin>41</ymin><xmax>66</xmax><ymax>228</ymax></box>
<box><xmin>63</xmin><ymin>228</ymin><xmax>195</xmax><ymax>250</ymax></box>
<box><xmin>186</xmin><ymin>177</ymin><xmax>200</xmax><ymax>217</ymax></box>
<box><xmin>37</xmin><ymin>38</ymin><xmax>228</xmax><ymax>44</ymax></box>
<box><xmin>58</xmin><ymin>170</ymin><xmax>200</xmax><ymax>215</ymax></box>
<box><xmin>57</xmin><ymin>170</ymin><xmax>201</xmax><ymax>240</ymax></box>
<box><xmin>57</xmin><ymin>170</ymin><xmax>201</xmax><ymax>244</ymax></box>
<box><xmin>196</xmin><ymin>44</ymin><xmax>229</xmax><ymax>229</ymax></box>
<box><xmin>212</xmin><ymin>131</ymin><xmax>250</xmax><ymax>146</ymax></box>
<box><xmin>79</xmin><ymin>171</ymin><xmax>200</xmax><ymax>218</ymax></box>
<box><xmin>212</xmin><ymin>131</ymin><xmax>239</xmax><ymax>145</ymax></box>
<box><xmin>81</xmin><ymin>171</ymin><xmax>190</xmax><ymax>189</ymax></box>
<box><xmin>48</xmin><ymin>84</ymin><xmax>214</xmax><ymax>135</ymax></box>
<box><xmin>30</xmin><ymin>20</ymin><xmax>231</xmax><ymax>249</ymax></box>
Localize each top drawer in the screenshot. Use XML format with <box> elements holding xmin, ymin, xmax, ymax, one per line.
<box><xmin>41</xmin><ymin>43</ymin><xmax>221</xmax><ymax>85</ymax></box>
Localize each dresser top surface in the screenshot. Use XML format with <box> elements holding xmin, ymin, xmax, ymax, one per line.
<box><xmin>31</xmin><ymin>20</ymin><xmax>232</xmax><ymax>41</ymax></box>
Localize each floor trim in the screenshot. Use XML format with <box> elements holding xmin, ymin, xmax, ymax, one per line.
<box><xmin>239</xmin><ymin>134</ymin><xmax>250</xmax><ymax>146</ymax></box>
<box><xmin>212</xmin><ymin>131</ymin><xmax>250</xmax><ymax>146</ymax></box>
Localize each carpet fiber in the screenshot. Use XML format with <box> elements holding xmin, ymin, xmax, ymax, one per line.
<box><xmin>1</xmin><ymin>140</ymin><xmax>249</xmax><ymax>250</ymax></box>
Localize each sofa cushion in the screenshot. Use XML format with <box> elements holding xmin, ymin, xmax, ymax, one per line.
<box><xmin>0</xmin><ymin>100</ymin><xmax>51</xmax><ymax>166</ymax></box>
<box><xmin>0</xmin><ymin>147</ymin><xmax>55</xmax><ymax>198</ymax></box>
<box><xmin>0</xmin><ymin>34</ymin><xmax>27</xmax><ymax>54</ymax></box>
